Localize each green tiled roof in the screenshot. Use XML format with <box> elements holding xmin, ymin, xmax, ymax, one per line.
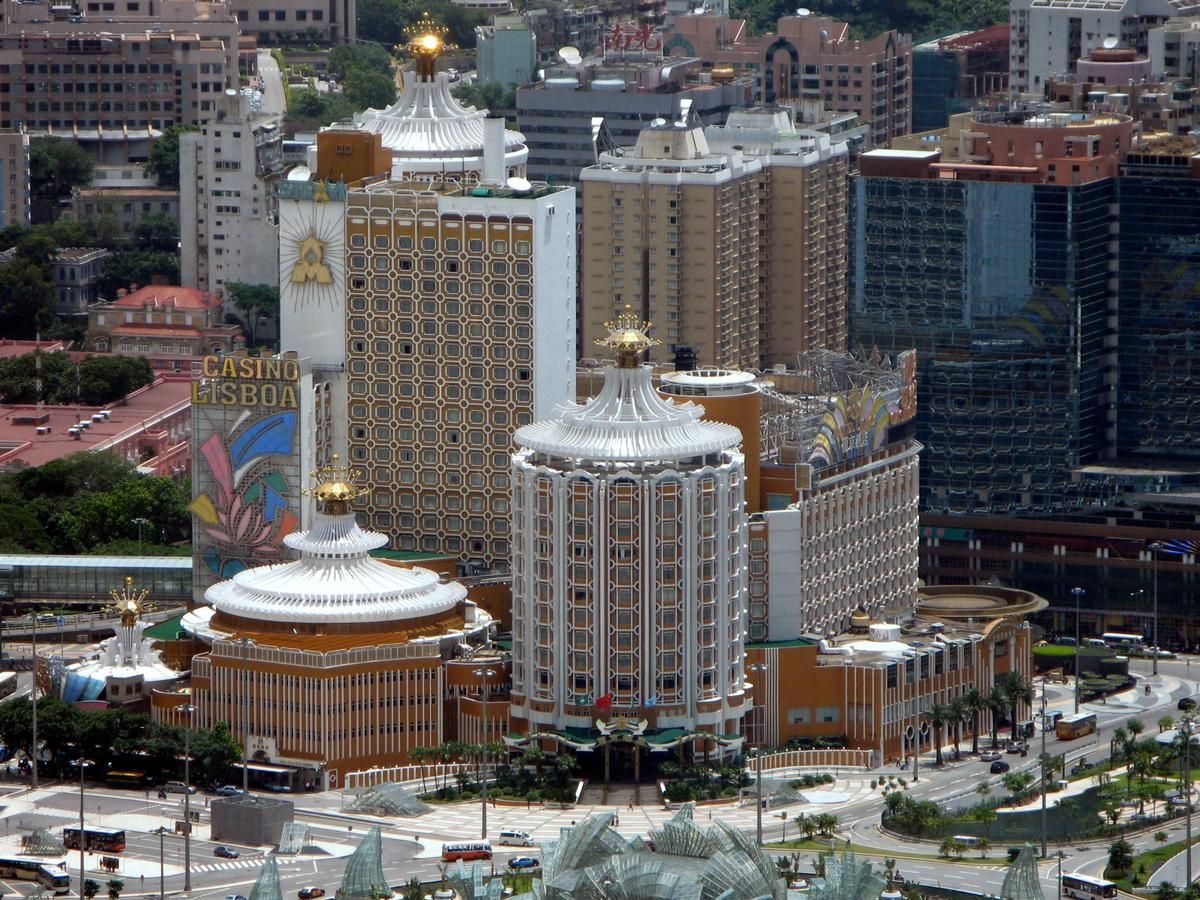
<box><xmin>143</xmin><ymin>614</ymin><xmax>185</xmax><ymax>640</ymax></box>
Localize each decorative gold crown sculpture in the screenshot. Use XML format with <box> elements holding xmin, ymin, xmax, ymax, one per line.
<box><xmin>596</xmin><ymin>305</ymin><xmax>659</xmax><ymax>367</ymax></box>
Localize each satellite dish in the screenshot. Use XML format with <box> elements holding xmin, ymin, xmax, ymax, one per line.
<box><xmin>507</xmin><ymin>176</ymin><xmax>532</xmax><ymax>192</ymax></box>
<box><xmin>651</xmin><ymin>117</ymin><xmax>667</xmax><ymax>126</ymax></box>
<box><xmin>796</xmin><ymin>7</ymin><xmax>811</xmax><ymax>15</ymax></box>
<box><xmin>1102</xmin><ymin>35</ymin><xmax>1119</xmax><ymax>49</ymax></box>
<box><xmin>559</xmin><ymin>46</ymin><xmax>582</xmax><ymax>65</ymax></box>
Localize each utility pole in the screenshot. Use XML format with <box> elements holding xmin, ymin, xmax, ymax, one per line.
<box><xmin>1040</xmin><ymin>688</ymin><xmax>1048</xmax><ymax>859</ymax></box>
<box><xmin>30</xmin><ymin>612</ymin><xmax>38</xmax><ymax>789</ymax></box>
<box><xmin>1071</xmin><ymin>587</ymin><xmax>1085</xmax><ymax>714</ymax></box>
<box><xmin>1150</xmin><ymin>542</ymin><xmax>1163</xmax><ymax>678</ymax></box>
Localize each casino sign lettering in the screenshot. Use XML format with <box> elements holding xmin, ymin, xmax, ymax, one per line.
<box><xmin>604</xmin><ymin>23</ymin><xmax>663</xmax><ymax>53</ymax></box>
<box><xmin>191</xmin><ymin>355</ymin><xmax>301</xmax><ymax>408</ymax></box>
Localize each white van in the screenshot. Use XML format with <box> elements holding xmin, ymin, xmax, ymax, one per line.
<box><xmin>497</xmin><ymin>830</ymin><xmax>533</xmax><ymax>846</ymax></box>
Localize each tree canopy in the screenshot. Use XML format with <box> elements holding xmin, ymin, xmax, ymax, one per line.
<box><xmin>225</xmin><ymin>282</ymin><xmax>280</xmax><ymax>348</ymax></box>
<box><xmin>0</xmin><ymin>452</ymin><xmax>191</xmax><ymax>554</ymax></box>
<box><xmin>355</xmin><ymin>0</ymin><xmax>487</xmax><ymax>51</ymax></box>
<box><xmin>344</xmin><ymin>67</ymin><xmax>398</xmax><ymax>111</ymax></box>
<box><xmin>97</xmin><ymin>250</ymin><xmax>181</xmax><ymax>299</ymax></box>
<box><xmin>132</xmin><ymin>213</ymin><xmax>181</xmax><ymax>254</ymax></box>
<box><xmin>146</xmin><ymin>125</ymin><xmax>200</xmax><ymax>190</ymax></box>
<box><xmin>452</xmin><ymin>80</ymin><xmax>516</xmax><ymax>113</ymax></box>
<box><xmin>327</xmin><ymin>43</ymin><xmax>394</xmax><ymax>82</ymax></box>
<box><xmin>0</xmin><ymin>352</ymin><xmax>153</xmax><ymax>405</ymax></box>
<box><xmin>29</xmin><ymin>138</ymin><xmax>95</xmax><ymax>205</ymax></box>
<box><xmin>0</xmin><ymin>258</ymin><xmax>57</xmax><ymax>339</ymax></box>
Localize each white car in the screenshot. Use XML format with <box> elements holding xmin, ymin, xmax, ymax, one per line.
<box><xmin>980</xmin><ymin>751</ymin><xmax>1002</xmax><ymax>762</ymax></box>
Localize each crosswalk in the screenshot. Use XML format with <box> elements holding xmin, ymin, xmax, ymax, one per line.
<box><xmin>188</xmin><ymin>858</ymin><xmax>267</xmax><ymax>875</ymax></box>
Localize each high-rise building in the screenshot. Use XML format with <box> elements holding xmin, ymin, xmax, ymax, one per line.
<box><xmin>580</xmin><ymin>106</ymin><xmax>848</xmax><ymax>370</ymax></box>
<box><xmin>508</xmin><ymin>315</ymin><xmax>750</xmax><ymax>758</ymax></box>
<box><xmin>228</xmin><ymin>0</ymin><xmax>355</xmax><ymax>45</ymax></box>
<box><xmin>0</xmin><ymin>0</ymin><xmax>243</xmax><ymax>162</ymax></box>
<box><xmin>0</xmin><ymin>128</ymin><xmax>30</xmax><ymax>228</ymax></box>
<box><xmin>516</xmin><ymin>57</ymin><xmax>753</xmax><ymax>186</ymax></box>
<box><xmin>664</xmin><ymin>12</ymin><xmax>912</xmax><ymax>149</ymax></box>
<box><xmin>911</xmin><ymin>25</ymin><xmax>1009</xmax><ymax>133</ymax></box>
<box><xmin>475</xmin><ymin>15</ymin><xmax>537</xmax><ymax>88</ymax></box>
<box><xmin>279</xmin><ymin>24</ymin><xmax>576</xmax><ymax>570</ymax></box>
<box><xmin>1009</xmin><ymin>0</ymin><xmax>1199</xmax><ymax>94</ymax></box>
<box><xmin>181</xmin><ymin>90</ymin><xmax>285</xmax><ymax>299</ymax></box>
<box><xmin>850</xmin><ymin>110</ymin><xmax>1139</xmax><ymax>516</ymax></box>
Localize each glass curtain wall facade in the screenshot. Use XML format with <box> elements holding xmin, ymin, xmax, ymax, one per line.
<box><xmin>1115</xmin><ymin>175</ymin><xmax>1200</xmax><ymax>461</ymax></box>
<box><xmin>850</xmin><ymin>175</ymin><xmax>1113</xmax><ymax>515</ymax></box>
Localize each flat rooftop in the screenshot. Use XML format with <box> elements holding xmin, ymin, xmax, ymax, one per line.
<box><xmin>0</xmin><ymin>377</ymin><xmax>191</xmax><ymax>468</ymax></box>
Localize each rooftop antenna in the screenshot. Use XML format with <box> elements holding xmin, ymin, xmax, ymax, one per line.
<box><xmin>34</xmin><ymin>330</ymin><xmax>42</xmax><ymax>415</ymax></box>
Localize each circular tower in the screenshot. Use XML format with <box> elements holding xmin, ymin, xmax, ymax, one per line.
<box><xmin>509</xmin><ymin>313</ymin><xmax>750</xmax><ymax>749</ymax></box>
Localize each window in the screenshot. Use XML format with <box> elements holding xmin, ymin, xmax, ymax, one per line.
<box><xmin>816</xmin><ymin>706</ymin><xmax>840</xmax><ymax>723</ymax></box>
<box><xmin>788</xmin><ymin>708</ymin><xmax>811</xmax><ymax>725</ymax></box>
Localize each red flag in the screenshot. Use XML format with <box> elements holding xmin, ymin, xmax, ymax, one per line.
<box><xmin>596</xmin><ymin>693</ymin><xmax>614</xmax><ymax>709</ymax></box>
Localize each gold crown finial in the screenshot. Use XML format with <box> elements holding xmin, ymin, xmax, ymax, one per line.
<box><xmin>398</xmin><ymin>13</ymin><xmax>454</xmax><ymax>80</ymax></box>
<box><xmin>109</xmin><ymin>576</ymin><xmax>150</xmax><ymax>628</ymax></box>
<box><xmin>305</xmin><ymin>454</ymin><xmax>366</xmax><ymax>514</ymax></box>
<box><xmin>595</xmin><ymin>305</ymin><xmax>660</xmax><ymax>367</ymax></box>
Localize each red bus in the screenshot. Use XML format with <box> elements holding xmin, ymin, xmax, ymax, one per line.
<box><xmin>63</xmin><ymin>827</ymin><xmax>126</xmax><ymax>852</ymax></box>
<box><xmin>441</xmin><ymin>842</ymin><xmax>492</xmax><ymax>862</ymax></box>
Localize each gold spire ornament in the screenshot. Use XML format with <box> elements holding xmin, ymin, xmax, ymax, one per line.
<box><xmin>398</xmin><ymin>12</ymin><xmax>455</xmax><ymax>80</ymax></box>
<box><xmin>305</xmin><ymin>454</ymin><xmax>367</xmax><ymax>515</ymax></box>
<box><xmin>596</xmin><ymin>305</ymin><xmax>660</xmax><ymax>367</ymax></box>
<box><xmin>109</xmin><ymin>576</ymin><xmax>150</xmax><ymax>628</ymax></box>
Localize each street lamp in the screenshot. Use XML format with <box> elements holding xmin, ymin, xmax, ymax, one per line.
<box><xmin>75</xmin><ymin>757</ymin><xmax>92</xmax><ymax>899</ymax></box>
<box><xmin>472</xmin><ymin>666</ymin><xmax>498</xmax><ymax>841</ymax></box>
<box><xmin>1182</xmin><ymin>714</ymin><xmax>1195</xmax><ymax>887</ymax></box>
<box><xmin>1056</xmin><ymin>850</ymin><xmax>1067</xmax><ymax>899</ymax></box>
<box><xmin>154</xmin><ymin>826</ymin><xmax>167</xmax><ymax>900</ymax></box>
<box><xmin>746</xmin><ymin>661</ymin><xmax>768</xmax><ymax>846</ymax></box>
<box><xmin>30</xmin><ymin>611</ymin><xmax>38</xmax><ymax>789</ymax></box>
<box><xmin>180</xmin><ymin>704</ymin><xmax>195</xmax><ymax>893</ymax></box>
<box><xmin>132</xmin><ymin>517</ymin><xmax>151</xmax><ymax>556</ymax></box>
<box><xmin>1071</xmin><ymin>587</ymin><xmax>1086</xmax><ymax>714</ymax></box>
<box><xmin>1150</xmin><ymin>542</ymin><xmax>1163</xmax><ymax>678</ymax></box>
<box><xmin>235</xmin><ymin>637</ymin><xmax>254</xmax><ymax>793</ymax></box>
<box><xmin>1039</xmin><ymin>687</ymin><xmax>1048</xmax><ymax>859</ymax></box>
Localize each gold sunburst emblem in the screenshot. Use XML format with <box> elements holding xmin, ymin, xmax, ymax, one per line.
<box><xmin>291</xmin><ymin>229</ymin><xmax>332</xmax><ymax>285</ymax></box>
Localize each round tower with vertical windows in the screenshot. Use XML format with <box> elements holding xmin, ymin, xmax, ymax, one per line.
<box><xmin>509</xmin><ymin>312</ymin><xmax>750</xmax><ymax>752</ymax></box>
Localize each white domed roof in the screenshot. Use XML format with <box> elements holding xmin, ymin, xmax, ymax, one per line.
<box><xmin>205</xmin><ymin>510</ymin><xmax>466</xmax><ymax>624</ymax></box>
<box><xmin>356</xmin><ymin>72</ymin><xmax>526</xmax><ymax>162</ymax></box>
<box><xmin>515</xmin><ymin>364</ymin><xmax>743</xmax><ymax>463</ymax></box>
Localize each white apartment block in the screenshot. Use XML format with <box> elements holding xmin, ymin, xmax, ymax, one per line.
<box><xmin>181</xmin><ymin>91</ymin><xmax>284</xmax><ymax>300</ymax></box>
<box><xmin>1010</xmin><ymin>0</ymin><xmax>1200</xmax><ymax>93</ymax></box>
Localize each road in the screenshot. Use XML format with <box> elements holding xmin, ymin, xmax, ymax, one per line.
<box><xmin>257</xmin><ymin>50</ymin><xmax>286</xmax><ymax>119</ymax></box>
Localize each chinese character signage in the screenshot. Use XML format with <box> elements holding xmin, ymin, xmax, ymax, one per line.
<box><xmin>603</xmin><ymin>22</ymin><xmax>663</xmax><ymax>56</ymax></box>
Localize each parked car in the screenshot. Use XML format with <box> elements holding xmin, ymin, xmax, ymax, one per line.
<box><xmin>507</xmin><ymin>857</ymin><xmax>540</xmax><ymax>870</ymax></box>
<box><xmin>162</xmin><ymin>781</ymin><xmax>197</xmax><ymax>795</ymax></box>
<box><xmin>990</xmin><ymin>760</ymin><xmax>1011</xmax><ymax>774</ymax></box>
<box><xmin>224</xmin><ymin>895</ymin><xmax>247</xmax><ymax>900</ymax></box>
<box><xmin>215</xmin><ymin>785</ymin><xmax>245</xmax><ymax>797</ymax></box>
<box><xmin>214</xmin><ymin>846</ymin><xmax>240</xmax><ymax>859</ymax></box>
<box><xmin>267</xmin><ymin>783</ymin><xmax>293</xmax><ymax>793</ymax></box>
<box><xmin>1179</xmin><ymin>697</ymin><xmax>1197</xmax><ymax>711</ymax></box>
<box><xmin>298</xmin><ymin>889</ymin><xmax>325</xmax><ymax>899</ymax></box>
<box><xmin>980</xmin><ymin>751</ymin><xmax>1002</xmax><ymax>762</ymax></box>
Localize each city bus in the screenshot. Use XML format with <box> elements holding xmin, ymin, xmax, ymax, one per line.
<box><xmin>0</xmin><ymin>672</ymin><xmax>17</xmax><ymax>701</ymax></box>
<box><xmin>1056</xmin><ymin>712</ymin><xmax>1098</xmax><ymax>741</ymax></box>
<box><xmin>63</xmin><ymin>827</ymin><xmax>127</xmax><ymax>852</ymax></box>
<box><xmin>441</xmin><ymin>842</ymin><xmax>492</xmax><ymax>862</ymax></box>
<box><xmin>1061</xmin><ymin>874</ymin><xmax>1117</xmax><ymax>900</ymax></box>
<box><xmin>1101</xmin><ymin>633</ymin><xmax>1144</xmax><ymax>650</ymax></box>
<box><xmin>105</xmin><ymin>770</ymin><xmax>151</xmax><ymax>789</ymax></box>
<box><xmin>0</xmin><ymin>858</ymin><xmax>71</xmax><ymax>894</ymax></box>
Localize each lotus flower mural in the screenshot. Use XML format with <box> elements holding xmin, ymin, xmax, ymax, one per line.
<box><xmin>190</xmin><ymin>411</ymin><xmax>300</xmax><ymax>579</ymax></box>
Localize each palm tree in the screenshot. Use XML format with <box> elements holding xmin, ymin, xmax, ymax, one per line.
<box><xmin>963</xmin><ymin>687</ymin><xmax>986</xmax><ymax>755</ymax></box>
<box><xmin>1160</xmin><ymin>715</ymin><xmax>1175</xmax><ymax>734</ymax></box>
<box><xmin>948</xmin><ymin>696</ymin><xmax>967</xmax><ymax>757</ymax></box>
<box><xmin>928</xmin><ymin>702</ymin><xmax>950</xmax><ymax>766</ymax></box>
<box><xmin>997</xmin><ymin>672</ymin><xmax>1034</xmax><ymax>742</ymax></box>
<box><xmin>987</xmin><ymin>686</ymin><xmax>1007</xmax><ymax>748</ymax></box>
<box><xmin>411</xmin><ymin>746</ymin><xmax>431</xmax><ymax>795</ymax></box>
<box><xmin>1128</xmin><ymin>718</ymin><xmax>1146</xmax><ymax>745</ymax></box>
<box><xmin>1112</xmin><ymin>726</ymin><xmax>1128</xmax><ymax>763</ymax></box>
<box><xmin>976</xmin><ymin>781</ymin><xmax>992</xmax><ymax>803</ymax></box>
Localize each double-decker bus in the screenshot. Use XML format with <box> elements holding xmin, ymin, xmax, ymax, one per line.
<box><xmin>1056</xmin><ymin>713</ymin><xmax>1098</xmax><ymax>741</ymax></box>
<box><xmin>0</xmin><ymin>858</ymin><xmax>71</xmax><ymax>894</ymax></box>
<box><xmin>441</xmin><ymin>842</ymin><xmax>492</xmax><ymax>862</ymax></box>
<box><xmin>1061</xmin><ymin>874</ymin><xmax>1117</xmax><ymax>900</ymax></box>
<box><xmin>63</xmin><ymin>827</ymin><xmax>127</xmax><ymax>852</ymax></box>
<box><xmin>105</xmin><ymin>770</ymin><xmax>151</xmax><ymax>789</ymax></box>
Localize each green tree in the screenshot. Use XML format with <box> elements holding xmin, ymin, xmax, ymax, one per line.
<box><xmin>132</xmin><ymin>214</ymin><xmax>181</xmax><ymax>254</ymax></box>
<box><xmin>29</xmin><ymin>138</ymin><xmax>95</xmax><ymax>214</ymax></box>
<box><xmin>996</xmin><ymin>671</ymin><xmax>1034</xmax><ymax>741</ymax></box>
<box><xmin>97</xmin><ymin>250</ymin><xmax>181</xmax><ymax>298</ymax></box>
<box><xmin>1161</xmin><ymin>716</ymin><xmax>1175</xmax><ymax>734</ymax></box>
<box><xmin>0</xmin><ymin>503</ymin><xmax>53</xmax><ymax>552</ymax></box>
<box><xmin>106</xmin><ymin>879</ymin><xmax>123</xmax><ymax>900</ymax></box>
<box><xmin>290</xmin><ymin>87</ymin><xmax>327</xmax><ymax>118</ymax></box>
<box><xmin>328</xmin><ymin>43</ymin><xmax>394</xmax><ymax>81</ymax></box>
<box><xmin>1156</xmin><ymin>884</ymin><xmax>1182</xmax><ymax>900</ymax></box>
<box><xmin>83</xmin><ymin>879</ymin><xmax>101</xmax><ymax>900</ymax></box>
<box><xmin>971</xmin><ymin>805</ymin><xmax>997</xmax><ymax>839</ymax></box>
<box><xmin>1107</xmin><ymin>838</ymin><xmax>1135</xmax><ymax>877</ymax></box>
<box><xmin>986</xmin><ymin>686</ymin><xmax>1007</xmax><ymax>748</ymax></box>
<box><xmin>146</xmin><ymin>126</ymin><xmax>199</xmax><ymax>190</ymax></box>
<box><xmin>927</xmin><ymin>702</ymin><xmax>950</xmax><ymax>766</ymax></box>
<box><xmin>1156</xmin><ymin>831</ymin><xmax>1170</xmax><ymax>844</ymax></box>
<box><xmin>939</xmin><ymin>836</ymin><xmax>966</xmax><ymax>858</ymax></box>
<box><xmin>225</xmin><ymin>282</ymin><xmax>281</xmax><ymax>348</ymax></box>
<box><xmin>344</xmin><ymin>68</ymin><xmax>398</xmax><ymax>111</ymax></box>
<box><xmin>452</xmin><ymin>79</ymin><xmax>516</xmax><ymax>112</ymax></box>
<box><xmin>0</xmin><ymin>259</ymin><xmax>57</xmax><ymax>338</ymax></box>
